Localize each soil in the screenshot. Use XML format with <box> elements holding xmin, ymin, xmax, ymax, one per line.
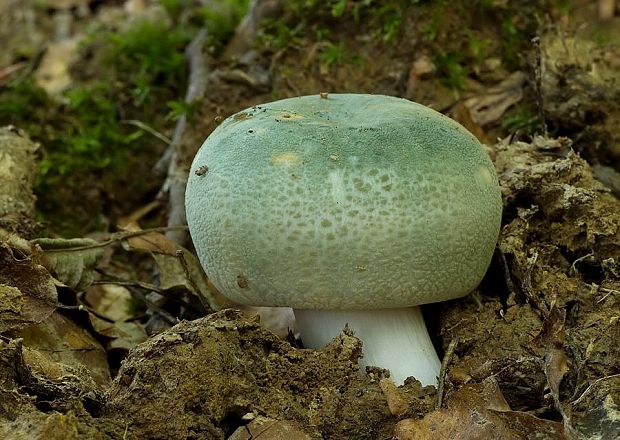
<box><xmin>1</xmin><ymin>1</ymin><xmax>619</xmax><ymax>439</ymax></box>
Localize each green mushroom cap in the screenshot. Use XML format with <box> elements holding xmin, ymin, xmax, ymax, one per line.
<box><xmin>186</xmin><ymin>94</ymin><xmax>502</xmax><ymax>309</ymax></box>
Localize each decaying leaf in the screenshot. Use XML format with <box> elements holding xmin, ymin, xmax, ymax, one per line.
<box><xmin>462</xmin><ymin>71</ymin><xmax>526</xmax><ymax>126</ymax></box>
<box><xmin>17</xmin><ymin>311</ymin><xmax>111</xmax><ymax>389</ymax></box>
<box><xmin>0</xmin><ymin>127</ymin><xmax>39</xmax><ymax>235</ymax></box>
<box><xmin>83</xmin><ymin>284</ymin><xmax>135</xmax><ymax>322</ymax></box>
<box><xmin>34</xmin><ymin>39</ymin><xmax>80</xmax><ymax>96</ymax></box>
<box><xmin>88</xmin><ymin>314</ymin><xmax>147</xmax><ymax>353</ymax></box>
<box><xmin>228</xmin><ymin>417</ymin><xmax>312</xmax><ymax>440</ymax></box>
<box><xmin>530</xmin><ymin>306</ymin><xmax>571</xmax><ymax>406</ymax></box>
<box><xmin>394</xmin><ymin>378</ymin><xmax>567</xmax><ymax>439</ymax></box>
<box><xmin>121</xmin><ymin>224</ymin><xmax>228</xmax><ymax>311</ymax></box>
<box><xmin>0</xmin><ymin>234</ymin><xmax>57</xmax><ymax>333</ymax></box>
<box><xmin>154</xmin><ymin>250</ymin><xmax>214</xmax><ymax>299</ymax></box>
<box><xmin>449</xmin><ymin>102</ymin><xmax>491</xmax><ymax>145</ymax></box>
<box><xmin>121</xmin><ymin>223</ymin><xmax>177</xmax><ymax>256</ymax></box>
<box><xmin>567</xmin><ymin>374</ymin><xmax>620</xmax><ymax>439</ymax></box>
<box><xmin>32</xmin><ymin>238</ymin><xmax>105</xmax><ymax>291</ymax></box>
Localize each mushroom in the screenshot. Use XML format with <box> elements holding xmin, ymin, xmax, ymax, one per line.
<box><xmin>185</xmin><ymin>94</ymin><xmax>502</xmax><ymax>386</ymax></box>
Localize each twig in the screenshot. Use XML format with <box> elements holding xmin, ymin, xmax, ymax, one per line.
<box><xmin>597</xmin><ymin>287</ymin><xmax>620</xmax><ymax>303</ymax></box>
<box><xmin>0</xmin><ymin>61</ymin><xmax>26</xmax><ymax>84</ymax></box>
<box><xmin>176</xmin><ymin>249</ymin><xmax>211</xmax><ymax>311</ymax></box>
<box><xmin>153</xmin><ymin>144</ymin><xmax>175</xmax><ymax>176</ymax></box>
<box><xmin>176</xmin><ymin>250</ymin><xmax>199</xmax><ymax>293</ymax></box>
<box><xmin>122</xmin><ymin>119</ymin><xmax>172</xmax><ymax>145</ymax></box>
<box><xmin>572</xmin><ymin>374</ymin><xmax>620</xmax><ymax>406</ymax></box>
<box><xmin>436</xmin><ymin>338</ymin><xmax>458</xmax><ymax>410</ymax></box>
<box><xmin>91</xmin><ymin>278</ymin><xmax>203</xmax><ymax>315</ymax></box>
<box><xmin>499</xmin><ymin>248</ymin><xmax>516</xmax><ymax>295</ymax></box>
<box><xmin>531</xmin><ymin>36</ymin><xmax>548</xmax><ymax>136</ymax></box>
<box><xmin>56</xmin><ymin>303</ymin><xmax>114</xmax><ymax>322</ymax></box>
<box><xmin>12</xmin><ymin>47</ymin><xmax>46</xmax><ymax>85</ymax></box>
<box><xmin>159</xmin><ymin>28</ymin><xmax>210</xmax><ymax>245</ymax></box>
<box><xmin>223</xmin><ymin>0</ymin><xmax>282</xmax><ymax>59</ymax></box>
<box><xmin>32</xmin><ymin>226</ymin><xmax>188</xmax><ymax>252</ymax></box>
<box><xmin>569</xmin><ymin>252</ymin><xmax>594</xmax><ymax>277</ymax></box>
<box><xmin>522</xmin><ymin>249</ymin><xmax>549</xmax><ymax>316</ymax></box>
<box><xmin>91</xmin><ymin>279</ymin><xmax>166</xmax><ymax>295</ymax></box>
<box><xmin>132</xmin><ymin>287</ymin><xmax>178</xmax><ymax>325</ymax></box>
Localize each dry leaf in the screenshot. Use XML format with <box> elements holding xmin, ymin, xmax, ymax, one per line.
<box><xmin>462</xmin><ymin>71</ymin><xmax>526</xmax><ymax>126</ymax></box>
<box><xmin>394</xmin><ymin>378</ymin><xmax>567</xmax><ymax>440</ymax></box>
<box><xmin>449</xmin><ymin>102</ymin><xmax>491</xmax><ymax>145</ymax></box>
<box><xmin>120</xmin><ymin>224</ymin><xmax>229</xmax><ymax>310</ymax></box>
<box><xmin>83</xmin><ymin>284</ymin><xmax>134</xmax><ymax>322</ymax></box>
<box><xmin>228</xmin><ymin>417</ymin><xmax>312</xmax><ymax>440</ymax></box>
<box><xmin>530</xmin><ymin>306</ymin><xmax>571</xmax><ymax>402</ymax></box>
<box><xmin>17</xmin><ymin>311</ymin><xmax>111</xmax><ymax>389</ymax></box>
<box><xmin>121</xmin><ymin>224</ymin><xmax>177</xmax><ymax>255</ymax></box>
<box><xmin>88</xmin><ymin>314</ymin><xmax>147</xmax><ymax>352</ymax></box>
<box><xmin>32</xmin><ymin>238</ymin><xmax>105</xmax><ymax>291</ymax></box>
<box><xmin>154</xmin><ymin>248</ymin><xmax>229</xmax><ymax>310</ymax></box>
<box><xmin>0</xmin><ymin>234</ymin><xmax>57</xmax><ymax>333</ymax></box>
<box><xmin>568</xmin><ymin>374</ymin><xmax>620</xmax><ymax>438</ymax></box>
<box><xmin>34</xmin><ymin>39</ymin><xmax>79</xmax><ymax>96</ymax></box>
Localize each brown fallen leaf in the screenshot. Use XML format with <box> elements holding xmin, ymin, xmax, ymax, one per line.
<box><xmin>0</xmin><ymin>234</ymin><xmax>57</xmax><ymax>333</ymax></box>
<box><xmin>530</xmin><ymin>306</ymin><xmax>571</xmax><ymax>406</ymax></box>
<box><xmin>394</xmin><ymin>378</ymin><xmax>567</xmax><ymax>440</ymax></box>
<box><xmin>83</xmin><ymin>284</ymin><xmax>135</xmax><ymax>322</ymax></box>
<box><xmin>34</xmin><ymin>39</ymin><xmax>79</xmax><ymax>96</ymax></box>
<box><xmin>461</xmin><ymin>71</ymin><xmax>526</xmax><ymax>126</ymax></box>
<box><xmin>120</xmin><ymin>223</ymin><xmax>229</xmax><ymax>311</ymax></box>
<box><xmin>121</xmin><ymin>222</ymin><xmax>178</xmax><ymax>255</ymax></box>
<box><xmin>88</xmin><ymin>314</ymin><xmax>147</xmax><ymax>353</ymax></box>
<box><xmin>16</xmin><ymin>311</ymin><xmax>111</xmax><ymax>389</ymax></box>
<box><xmin>449</xmin><ymin>102</ymin><xmax>492</xmax><ymax>145</ymax></box>
<box><xmin>228</xmin><ymin>417</ymin><xmax>312</xmax><ymax>440</ymax></box>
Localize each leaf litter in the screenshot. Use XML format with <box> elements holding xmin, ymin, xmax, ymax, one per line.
<box><xmin>0</xmin><ymin>1</ymin><xmax>619</xmax><ymax>439</ymax></box>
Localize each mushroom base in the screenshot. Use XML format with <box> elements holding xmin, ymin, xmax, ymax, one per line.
<box><xmin>293</xmin><ymin>307</ymin><xmax>440</xmax><ymax>386</ymax></box>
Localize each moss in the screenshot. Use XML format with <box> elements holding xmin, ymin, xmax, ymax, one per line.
<box><xmin>501</xmin><ymin>104</ymin><xmax>541</xmax><ymax>135</ymax></box>
<box><xmin>199</xmin><ymin>0</ymin><xmax>250</xmax><ymax>48</ymax></box>
<box><xmin>102</xmin><ymin>20</ymin><xmax>191</xmax><ymax>106</ymax></box>
<box><xmin>0</xmin><ymin>16</ymin><xmax>198</xmax><ymax>235</ymax></box>
<box><xmin>432</xmin><ymin>51</ymin><xmax>467</xmax><ymax>90</ymax></box>
<box><xmin>0</xmin><ymin>79</ymin><xmax>54</xmax><ymax>139</ymax></box>
<box><xmin>419</xmin><ymin>1</ymin><xmax>549</xmax><ymax>88</ymax></box>
<box><xmin>258</xmin><ymin>0</ymin><xmax>418</xmax><ymax>49</ymax></box>
<box><xmin>319</xmin><ymin>41</ymin><xmax>349</xmax><ymax>67</ymax></box>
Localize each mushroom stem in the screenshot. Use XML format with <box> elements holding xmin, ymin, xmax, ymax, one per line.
<box><xmin>293</xmin><ymin>307</ymin><xmax>440</xmax><ymax>386</ymax></box>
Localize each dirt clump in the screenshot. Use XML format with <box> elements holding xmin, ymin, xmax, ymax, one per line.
<box><xmin>103</xmin><ymin>309</ymin><xmax>434</xmax><ymax>439</ymax></box>
<box><xmin>437</xmin><ymin>136</ymin><xmax>620</xmax><ymax>439</ymax></box>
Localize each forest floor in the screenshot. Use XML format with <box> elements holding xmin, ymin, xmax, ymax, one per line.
<box><xmin>1</xmin><ymin>0</ymin><xmax>619</xmax><ymax>439</ymax></box>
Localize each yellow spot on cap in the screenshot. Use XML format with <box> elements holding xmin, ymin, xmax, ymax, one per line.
<box><xmin>275</xmin><ymin>111</ymin><xmax>303</xmax><ymax>121</ymax></box>
<box><xmin>271</xmin><ymin>151</ymin><xmax>303</xmax><ymax>166</ymax></box>
<box><xmin>475</xmin><ymin>165</ymin><xmax>494</xmax><ymax>187</ymax></box>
